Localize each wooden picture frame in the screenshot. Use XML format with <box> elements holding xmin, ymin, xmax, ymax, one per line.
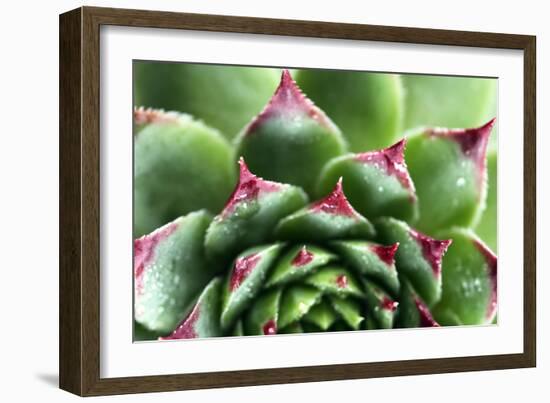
<box><xmin>59</xmin><ymin>6</ymin><xmax>536</xmax><ymax>396</ymax></box>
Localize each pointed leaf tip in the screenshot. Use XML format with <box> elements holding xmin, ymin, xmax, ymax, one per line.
<box><xmin>430</xmin><ymin>118</ymin><xmax>495</xmax><ymax>173</ymax></box>
<box><xmin>356</xmin><ymin>139</ymin><xmax>416</xmax><ymax>196</ymax></box>
<box><xmin>221</xmin><ymin>157</ymin><xmax>280</xmax><ymax>216</ymax></box>
<box><xmin>245</xmin><ymin>69</ymin><xmax>334</xmax><ymax>134</ymax></box>
<box><xmin>370</xmin><ymin>242</ymin><xmax>399</xmax><ymax>266</ymax></box>
<box><xmin>310</xmin><ymin>178</ymin><xmax>359</xmax><ymax>217</ymax></box>
<box><xmin>409</xmin><ymin>228</ymin><xmax>452</xmax><ymax>277</ymax></box>
<box><xmin>291</xmin><ymin>245</ymin><xmax>315</xmax><ymax>267</ymax></box>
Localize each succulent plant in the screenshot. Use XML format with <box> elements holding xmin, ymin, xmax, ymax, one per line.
<box><xmin>133</xmin><ymin>68</ymin><xmax>498</xmax><ymax>340</ymax></box>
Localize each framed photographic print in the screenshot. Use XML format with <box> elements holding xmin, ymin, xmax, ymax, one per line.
<box><xmin>59</xmin><ymin>6</ymin><xmax>536</xmax><ymax>396</ymax></box>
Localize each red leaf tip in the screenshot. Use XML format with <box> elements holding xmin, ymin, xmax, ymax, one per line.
<box><xmin>221</xmin><ymin>158</ymin><xmax>280</xmax><ymax>216</ymax></box>
<box><xmin>409</xmin><ymin>229</ymin><xmax>452</xmax><ymax>277</ymax></box>
<box><xmin>355</xmin><ymin>139</ymin><xmax>416</xmax><ymax>197</ymax></box>
<box><xmin>429</xmin><ymin>118</ymin><xmax>495</xmax><ymax>177</ymax></box>
<box><xmin>371</xmin><ymin>242</ymin><xmax>399</xmax><ymax>266</ymax></box>
<box><xmin>310</xmin><ymin>178</ymin><xmax>359</xmax><ymax>217</ymax></box>
<box><xmin>245</xmin><ymin>69</ymin><xmax>335</xmax><ymax>134</ymax></box>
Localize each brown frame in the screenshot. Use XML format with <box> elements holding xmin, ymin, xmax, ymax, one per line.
<box><xmin>59</xmin><ymin>6</ymin><xmax>536</xmax><ymax>396</ymax></box>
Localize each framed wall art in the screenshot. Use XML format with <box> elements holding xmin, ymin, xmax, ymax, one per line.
<box><xmin>59</xmin><ymin>6</ymin><xmax>536</xmax><ymax>396</ymax></box>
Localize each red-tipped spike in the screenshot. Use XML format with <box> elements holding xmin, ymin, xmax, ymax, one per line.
<box><xmin>159</xmin><ymin>304</ymin><xmax>200</xmax><ymax>340</ymax></box>
<box><xmin>221</xmin><ymin>158</ymin><xmax>280</xmax><ymax>216</ymax></box>
<box><xmin>262</xmin><ymin>319</ymin><xmax>278</xmax><ymax>335</ymax></box>
<box><xmin>355</xmin><ymin>139</ymin><xmax>416</xmax><ymax>196</ymax></box>
<box><xmin>134</xmin><ymin>221</ymin><xmax>179</xmax><ymax>296</ymax></box>
<box><xmin>336</xmin><ymin>274</ymin><xmax>349</xmax><ymax>288</ymax></box>
<box><xmin>229</xmin><ymin>253</ymin><xmax>261</xmax><ymax>291</ymax></box>
<box><xmin>382</xmin><ymin>296</ymin><xmax>399</xmax><ymax>312</ymax></box>
<box><xmin>430</xmin><ymin>118</ymin><xmax>495</xmax><ymax>176</ymax></box>
<box><xmin>415</xmin><ymin>298</ymin><xmax>440</xmax><ymax>327</ymax></box>
<box><xmin>409</xmin><ymin>228</ymin><xmax>452</xmax><ymax>277</ymax></box>
<box><xmin>473</xmin><ymin>238</ymin><xmax>498</xmax><ymax>319</ymax></box>
<box><xmin>245</xmin><ymin>69</ymin><xmax>334</xmax><ymax>134</ymax></box>
<box><xmin>310</xmin><ymin>178</ymin><xmax>359</xmax><ymax>217</ymax></box>
<box><xmin>291</xmin><ymin>246</ymin><xmax>314</xmax><ymax>267</ymax></box>
<box><xmin>370</xmin><ymin>243</ymin><xmax>399</xmax><ymax>266</ymax></box>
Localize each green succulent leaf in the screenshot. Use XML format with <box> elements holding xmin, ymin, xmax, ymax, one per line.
<box><xmin>317</xmin><ymin>139</ymin><xmax>418</xmax><ymax>222</ymax></box>
<box><xmin>279</xmin><ymin>322</ymin><xmax>304</xmax><ymax>334</ymax></box>
<box><xmin>275</xmin><ymin>179</ymin><xmax>375</xmax><ymax>242</ymax></box>
<box><xmin>295</xmin><ymin>69</ymin><xmax>404</xmax><ymax>151</ymax></box>
<box><xmin>331</xmin><ymin>240</ymin><xmax>400</xmax><ymax>297</ymax></box>
<box><xmin>329</xmin><ymin>295</ymin><xmax>364</xmax><ymax>330</ymax></box>
<box><xmin>362</xmin><ymin>279</ymin><xmax>398</xmax><ymax>329</ymax></box>
<box><xmin>265</xmin><ymin>244</ymin><xmax>335</xmax><ymax>288</ymax></box>
<box><xmin>243</xmin><ymin>288</ymin><xmax>283</xmax><ymax>335</ymax></box>
<box><xmin>133</xmin><ymin>67</ymin><xmax>499</xmax><ymax>339</ymax></box>
<box><xmin>160</xmin><ymin>277</ymin><xmax>223</xmax><ymax>340</ymax></box>
<box><xmin>395</xmin><ymin>279</ymin><xmax>440</xmax><ymax>328</ymax></box>
<box><xmin>134</xmin><ymin>321</ymin><xmax>160</xmax><ymax>341</ymax></box>
<box><xmin>234</xmin><ymin>70</ymin><xmax>347</xmax><ymax>196</ymax></box>
<box><xmin>375</xmin><ymin>217</ymin><xmax>451</xmax><ymax>306</ymax></box>
<box><xmin>432</xmin><ymin>228</ymin><xmax>497</xmax><ymax>326</ymax></box>
<box><xmin>304</xmin><ymin>265</ymin><xmax>365</xmax><ymax>298</ymax></box>
<box><xmin>134</xmin><ymin>63</ymin><xmax>280</xmax><ymax>139</ymax></box>
<box><xmin>405</xmin><ymin>119</ymin><xmax>495</xmax><ymax>234</ymax></box>
<box><xmin>133</xmin><ymin>109</ymin><xmax>235</xmax><ymax>237</ymax></box>
<box><xmin>134</xmin><ymin>211</ymin><xmax>216</xmax><ymax>334</ymax></box>
<box><xmin>205</xmin><ymin>159</ymin><xmax>307</xmax><ymax>261</ymax></box>
<box><xmin>302</xmin><ymin>299</ymin><xmax>339</xmax><ymax>330</ymax></box>
<box><xmin>221</xmin><ymin>243</ymin><xmax>284</xmax><ymax>330</ymax></box>
<box><xmin>278</xmin><ymin>285</ymin><xmax>323</xmax><ymax>329</ymax></box>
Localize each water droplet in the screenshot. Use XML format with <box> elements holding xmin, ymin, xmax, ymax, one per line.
<box><xmin>456</xmin><ymin>177</ymin><xmax>465</xmax><ymax>187</ymax></box>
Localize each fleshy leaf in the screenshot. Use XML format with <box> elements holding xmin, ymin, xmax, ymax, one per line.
<box><xmin>295</xmin><ymin>70</ymin><xmax>404</xmax><ymax>152</ymax></box>
<box><xmin>265</xmin><ymin>244</ymin><xmax>335</xmax><ymax>287</ymax></box>
<box><xmin>362</xmin><ymin>279</ymin><xmax>398</xmax><ymax>329</ymax></box>
<box><xmin>475</xmin><ymin>150</ymin><xmax>497</xmax><ymax>251</ymax></box>
<box><xmin>243</xmin><ymin>288</ymin><xmax>283</xmax><ymax>335</ymax></box>
<box><xmin>234</xmin><ymin>69</ymin><xmax>347</xmax><ymax>196</ymax></box>
<box><xmin>134</xmin><ymin>211</ymin><xmax>216</xmax><ymax>334</ymax></box>
<box><xmin>134</xmin><ymin>63</ymin><xmax>280</xmax><ymax>140</ymax></box>
<box><xmin>302</xmin><ymin>299</ymin><xmax>339</xmax><ymax>330</ymax></box>
<box><xmin>278</xmin><ymin>285</ymin><xmax>322</xmax><ymax>329</ymax></box>
<box><xmin>205</xmin><ymin>159</ymin><xmax>307</xmax><ymax>260</ymax></box>
<box><xmin>328</xmin><ymin>296</ymin><xmax>364</xmax><ymax>330</ymax></box>
<box><xmin>220</xmin><ymin>244</ymin><xmax>283</xmax><ymax>330</ymax></box>
<box><xmin>279</xmin><ymin>322</ymin><xmax>304</xmax><ymax>334</ymax></box>
<box><xmin>317</xmin><ymin>139</ymin><xmax>418</xmax><ymax>222</ymax></box>
<box><xmin>134</xmin><ymin>321</ymin><xmax>160</xmax><ymax>341</ymax></box>
<box><xmin>375</xmin><ymin>217</ymin><xmax>451</xmax><ymax>306</ymax></box>
<box><xmin>133</xmin><ymin>109</ymin><xmax>235</xmax><ymax>237</ymax></box>
<box><xmin>405</xmin><ymin>119</ymin><xmax>495</xmax><ymax>234</ymax></box>
<box><xmin>395</xmin><ymin>279</ymin><xmax>440</xmax><ymax>328</ymax></box>
<box><xmin>304</xmin><ymin>265</ymin><xmax>364</xmax><ymax>298</ymax></box>
<box><xmin>160</xmin><ymin>277</ymin><xmax>223</xmax><ymax>340</ymax></box>
<box><xmin>331</xmin><ymin>240</ymin><xmax>400</xmax><ymax>297</ymax></box>
<box><xmin>232</xmin><ymin>320</ymin><xmax>244</xmax><ymax>336</ymax></box>
<box><xmin>432</xmin><ymin>229</ymin><xmax>497</xmax><ymax>325</ymax></box>
<box><xmin>275</xmin><ymin>179</ymin><xmax>375</xmax><ymax>241</ymax></box>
